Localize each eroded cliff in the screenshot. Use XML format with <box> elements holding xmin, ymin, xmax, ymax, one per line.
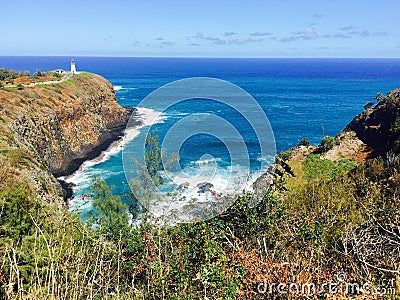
<box><xmin>0</xmin><ymin>73</ymin><xmax>134</xmax><ymax>205</ymax></box>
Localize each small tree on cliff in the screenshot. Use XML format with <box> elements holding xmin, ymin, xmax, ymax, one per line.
<box><xmin>90</xmin><ymin>176</ymin><xmax>128</xmax><ymax>225</ymax></box>
<box><xmin>128</xmin><ymin>132</ymin><xmax>179</xmax><ymax>211</ymax></box>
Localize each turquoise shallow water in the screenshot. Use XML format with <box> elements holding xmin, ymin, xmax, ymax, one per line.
<box><xmin>1</xmin><ymin>57</ymin><xmax>399</xmax><ymax>217</ymax></box>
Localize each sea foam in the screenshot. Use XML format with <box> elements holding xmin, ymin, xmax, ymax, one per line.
<box><xmin>60</xmin><ymin>107</ymin><xmax>166</xmax><ymax>186</ymax></box>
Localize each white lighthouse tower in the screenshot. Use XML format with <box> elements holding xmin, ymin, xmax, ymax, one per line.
<box><xmin>70</xmin><ymin>59</ymin><xmax>76</xmax><ymax>74</ymax></box>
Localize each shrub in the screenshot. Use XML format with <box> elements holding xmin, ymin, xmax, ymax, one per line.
<box><xmin>277</xmin><ymin>149</ymin><xmax>292</xmax><ymax>161</ymax></box>
<box><xmin>33</xmin><ymin>70</ymin><xmax>42</xmax><ymax>77</ymax></box>
<box><xmin>299</xmin><ymin>137</ymin><xmax>312</xmax><ymax>146</ymax></box>
<box><xmin>320</xmin><ymin>135</ymin><xmax>337</xmax><ymax>152</ymax></box>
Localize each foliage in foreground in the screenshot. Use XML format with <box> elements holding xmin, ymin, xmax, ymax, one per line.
<box><xmin>1</xmin><ymin>152</ymin><xmax>399</xmax><ymax>299</ymax></box>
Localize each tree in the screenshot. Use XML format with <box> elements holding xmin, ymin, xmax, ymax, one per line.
<box><xmin>320</xmin><ymin>136</ymin><xmax>337</xmax><ymax>152</ymax></box>
<box><xmin>128</xmin><ymin>132</ymin><xmax>179</xmax><ymax>209</ymax></box>
<box><xmin>299</xmin><ymin>137</ymin><xmax>312</xmax><ymax>146</ymax></box>
<box><xmin>33</xmin><ymin>70</ymin><xmax>42</xmax><ymax>77</ymax></box>
<box><xmin>90</xmin><ymin>177</ymin><xmax>128</xmax><ymax>225</ymax></box>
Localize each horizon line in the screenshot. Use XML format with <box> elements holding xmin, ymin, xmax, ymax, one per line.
<box><xmin>0</xmin><ymin>55</ymin><xmax>399</xmax><ymax>59</ymax></box>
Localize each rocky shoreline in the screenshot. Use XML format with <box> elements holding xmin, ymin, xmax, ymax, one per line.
<box><xmin>57</xmin><ymin>106</ymin><xmax>139</xmax><ymax>201</ymax></box>
<box><xmin>0</xmin><ymin>72</ymin><xmax>137</xmax><ymax>206</ymax></box>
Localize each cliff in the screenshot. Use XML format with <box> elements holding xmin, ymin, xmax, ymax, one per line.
<box><xmin>0</xmin><ymin>73</ymin><xmax>135</xmax><ymax>205</ymax></box>
<box><xmin>347</xmin><ymin>89</ymin><xmax>400</xmax><ymax>155</ymax></box>
<box><xmin>255</xmin><ymin>88</ymin><xmax>400</xmax><ymax>193</ymax></box>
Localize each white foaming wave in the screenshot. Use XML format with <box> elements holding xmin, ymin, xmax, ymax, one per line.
<box><xmin>139</xmin><ymin>163</ymin><xmax>250</xmax><ymax>223</ymax></box>
<box><xmin>113</xmin><ymin>85</ymin><xmax>138</xmax><ymax>91</ymax></box>
<box><xmin>194</xmin><ymin>157</ymin><xmax>222</xmax><ymax>165</ymax></box>
<box><xmin>143</xmin><ymin>157</ymin><xmax>277</xmax><ymax>224</ymax></box>
<box><xmin>60</xmin><ymin>107</ymin><xmax>166</xmax><ymax>185</ymax></box>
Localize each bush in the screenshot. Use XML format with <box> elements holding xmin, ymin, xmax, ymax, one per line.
<box><xmin>320</xmin><ymin>135</ymin><xmax>337</xmax><ymax>152</ymax></box>
<box><xmin>277</xmin><ymin>149</ymin><xmax>292</xmax><ymax>161</ymax></box>
<box><xmin>299</xmin><ymin>137</ymin><xmax>312</xmax><ymax>146</ymax></box>
<box><xmin>33</xmin><ymin>70</ymin><xmax>42</xmax><ymax>77</ymax></box>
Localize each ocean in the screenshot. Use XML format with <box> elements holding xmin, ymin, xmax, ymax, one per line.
<box><xmin>1</xmin><ymin>57</ymin><xmax>400</xmax><ymax>221</ymax></box>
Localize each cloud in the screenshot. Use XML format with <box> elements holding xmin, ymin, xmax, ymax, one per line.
<box><xmin>348</xmin><ymin>30</ymin><xmax>388</xmax><ymax>37</ymax></box>
<box><xmin>333</xmin><ymin>33</ymin><xmax>352</xmax><ymax>39</ymax></box>
<box><xmin>224</xmin><ymin>32</ymin><xmax>237</xmax><ymax>36</ymax></box>
<box><xmin>372</xmin><ymin>32</ymin><xmax>388</xmax><ymax>37</ymax></box>
<box><xmin>312</xmin><ymin>14</ymin><xmax>323</xmax><ymax>18</ymax></box>
<box><xmin>304</xmin><ymin>27</ymin><xmax>317</xmax><ymax>39</ymax></box>
<box><xmin>250</xmin><ymin>31</ymin><xmax>272</xmax><ymax>37</ymax></box>
<box><xmin>156</xmin><ymin>36</ymin><xmax>164</xmax><ymax>41</ymax></box>
<box><xmin>159</xmin><ymin>41</ymin><xmax>175</xmax><ymax>46</ymax></box>
<box><xmin>132</xmin><ymin>41</ymin><xmax>141</xmax><ymax>47</ymax></box>
<box><xmin>338</xmin><ymin>25</ymin><xmax>357</xmax><ymax>31</ymax></box>
<box><xmin>280</xmin><ymin>26</ymin><xmax>387</xmax><ymax>42</ymax></box>
<box><xmin>189</xmin><ymin>43</ymin><xmax>201</xmax><ymax>46</ymax></box>
<box><xmin>228</xmin><ymin>36</ymin><xmax>264</xmax><ymax>45</ymax></box>
<box><xmin>281</xmin><ymin>27</ymin><xmax>317</xmax><ymax>42</ymax></box>
<box><xmin>281</xmin><ymin>36</ymin><xmax>300</xmax><ymax>42</ymax></box>
<box><xmin>188</xmin><ymin>32</ymin><xmax>265</xmax><ymax>45</ymax></box>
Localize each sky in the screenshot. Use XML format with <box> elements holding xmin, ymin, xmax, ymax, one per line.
<box><xmin>1</xmin><ymin>0</ymin><xmax>399</xmax><ymax>57</ymax></box>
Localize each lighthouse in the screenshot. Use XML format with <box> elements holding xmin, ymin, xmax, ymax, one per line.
<box><xmin>70</xmin><ymin>59</ymin><xmax>76</xmax><ymax>74</ymax></box>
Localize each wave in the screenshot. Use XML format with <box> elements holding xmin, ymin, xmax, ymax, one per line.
<box><xmin>113</xmin><ymin>85</ymin><xmax>138</xmax><ymax>91</ymax></box>
<box><xmin>195</xmin><ymin>157</ymin><xmax>222</xmax><ymax>165</ymax></box>
<box><xmin>60</xmin><ymin>107</ymin><xmax>167</xmax><ymax>185</ymax></box>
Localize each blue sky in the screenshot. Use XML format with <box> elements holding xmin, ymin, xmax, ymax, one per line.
<box><xmin>1</xmin><ymin>0</ymin><xmax>399</xmax><ymax>57</ymax></box>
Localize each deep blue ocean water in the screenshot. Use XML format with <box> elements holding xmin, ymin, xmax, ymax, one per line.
<box><xmin>1</xmin><ymin>57</ymin><xmax>400</xmax><ymax>216</ymax></box>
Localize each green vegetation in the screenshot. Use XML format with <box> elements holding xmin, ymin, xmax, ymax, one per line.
<box><xmin>319</xmin><ymin>135</ymin><xmax>338</xmax><ymax>152</ymax></box>
<box><xmin>128</xmin><ymin>133</ymin><xmax>179</xmax><ymax>207</ymax></box>
<box><xmin>277</xmin><ymin>148</ymin><xmax>292</xmax><ymax>161</ymax></box>
<box><xmin>1</xmin><ymin>89</ymin><xmax>399</xmax><ymax>298</ymax></box>
<box><xmin>299</xmin><ymin>137</ymin><xmax>312</xmax><ymax>146</ymax></box>
<box><xmin>76</xmin><ymin>72</ymin><xmax>93</xmax><ymax>79</ymax></box>
<box><xmin>1</xmin><ymin>133</ymin><xmax>399</xmax><ymax>299</ymax></box>
<box><xmin>0</xmin><ymin>68</ymin><xmax>30</xmax><ymax>81</ymax></box>
<box><xmin>33</xmin><ymin>70</ymin><xmax>43</xmax><ymax>77</ymax></box>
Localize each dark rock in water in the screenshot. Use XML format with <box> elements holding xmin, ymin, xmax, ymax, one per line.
<box><xmin>58</xmin><ymin>179</ymin><xmax>75</xmax><ymax>202</ymax></box>
<box><xmin>178</xmin><ymin>182</ymin><xmax>190</xmax><ymax>190</ymax></box>
<box><xmin>197</xmin><ymin>182</ymin><xmax>214</xmax><ymax>193</ymax></box>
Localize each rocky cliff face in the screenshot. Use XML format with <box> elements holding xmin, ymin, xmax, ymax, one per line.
<box><xmin>347</xmin><ymin>89</ymin><xmax>400</xmax><ymax>155</ymax></box>
<box><xmin>0</xmin><ymin>73</ymin><xmax>134</xmax><ymax>205</ymax></box>
<box><xmin>254</xmin><ymin>88</ymin><xmax>400</xmax><ymax>194</ymax></box>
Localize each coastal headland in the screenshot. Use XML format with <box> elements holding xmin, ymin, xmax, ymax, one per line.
<box><xmin>0</xmin><ymin>72</ymin><xmax>135</xmax><ymax>204</ymax></box>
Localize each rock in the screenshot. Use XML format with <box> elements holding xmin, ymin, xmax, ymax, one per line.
<box><xmin>1</xmin><ymin>73</ymin><xmax>135</xmax><ymax>206</ymax></box>
<box><xmin>347</xmin><ymin>89</ymin><xmax>400</xmax><ymax>155</ymax></box>
<box><xmin>197</xmin><ymin>182</ymin><xmax>214</xmax><ymax>193</ymax></box>
<box><xmin>178</xmin><ymin>182</ymin><xmax>190</xmax><ymax>190</ymax></box>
